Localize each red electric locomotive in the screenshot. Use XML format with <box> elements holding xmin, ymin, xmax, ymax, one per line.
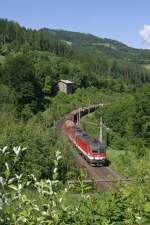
<box><xmin>64</xmin><ymin>120</ymin><xmax>107</xmax><ymax>166</ymax></box>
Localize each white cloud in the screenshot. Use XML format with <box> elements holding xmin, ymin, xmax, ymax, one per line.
<box><xmin>140</xmin><ymin>25</ymin><xmax>150</xmax><ymax>44</ymax></box>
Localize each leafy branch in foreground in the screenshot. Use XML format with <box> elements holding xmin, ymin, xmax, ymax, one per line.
<box><xmin>0</xmin><ymin>146</ymin><xmax>89</xmax><ymax>224</ymax></box>
<box><xmin>0</xmin><ymin>146</ymin><xmax>150</xmax><ymax>225</ymax></box>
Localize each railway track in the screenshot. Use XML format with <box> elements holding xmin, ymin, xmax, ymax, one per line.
<box><xmin>74</xmin><ymin>151</ymin><xmax>125</xmax><ymax>189</ymax></box>
<box><xmin>56</xmin><ymin>105</ymin><xmax>127</xmax><ymax>189</ymax></box>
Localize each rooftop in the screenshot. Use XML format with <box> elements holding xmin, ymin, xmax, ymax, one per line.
<box><xmin>60</xmin><ymin>79</ymin><xmax>73</xmax><ymax>84</ymax></box>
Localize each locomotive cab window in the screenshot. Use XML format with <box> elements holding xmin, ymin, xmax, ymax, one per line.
<box><xmin>91</xmin><ymin>144</ymin><xmax>106</xmax><ymax>153</ymax></box>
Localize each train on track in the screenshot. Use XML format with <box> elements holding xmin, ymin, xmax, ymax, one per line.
<box><xmin>63</xmin><ymin>105</ymin><xmax>107</xmax><ymax>166</ymax></box>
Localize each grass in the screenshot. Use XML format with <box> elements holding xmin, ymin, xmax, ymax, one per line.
<box><xmin>0</xmin><ymin>55</ymin><xmax>5</xmax><ymax>64</ymax></box>
<box><xmin>142</xmin><ymin>64</ymin><xmax>150</xmax><ymax>70</ymax></box>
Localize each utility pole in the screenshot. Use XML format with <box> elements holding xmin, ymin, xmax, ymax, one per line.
<box><xmin>88</xmin><ymin>106</ymin><xmax>90</xmax><ymax>114</ymax></box>
<box><xmin>106</xmin><ymin>127</ymin><xmax>110</xmax><ymax>146</ymax></box>
<box><xmin>54</xmin><ymin>120</ymin><xmax>56</xmax><ymax>129</ymax></box>
<box><xmin>88</xmin><ymin>100</ymin><xmax>90</xmax><ymax>114</ymax></box>
<box><xmin>77</xmin><ymin>110</ymin><xmax>80</xmax><ymax>126</ymax></box>
<box><xmin>78</xmin><ymin>109</ymin><xmax>81</xmax><ymax>125</ymax></box>
<box><xmin>99</xmin><ymin>116</ymin><xmax>103</xmax><ymax>143</ymax></box>
<box><xmin>76</xmin><ymin>113</ymin><xmax>78</xmax><ymax>125</ymax></box>
<box><xmin>81</xmin><ymin>115</ymin><xmax>110</xmax><ymax>146</ymax></box>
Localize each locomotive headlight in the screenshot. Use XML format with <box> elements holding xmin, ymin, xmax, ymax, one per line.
<box><xmin>95</xmin><ymin>157</ymin><xmax>105</xmax><ymax>160</ymax></box>
<box><xmin>95</xmin><ymin>157</ymin><xmax>100</xmax><ymax>160</ymax></box>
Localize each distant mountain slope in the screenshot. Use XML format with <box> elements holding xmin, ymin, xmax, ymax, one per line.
<box><xmin>40</xmin><ymin>28</ymin><xmax>150</xmax><ymax>64</ymax></box>
<box><xmin>1</xmin><ymin>18</ymin><xmax>150</xmax><ymax>65</ymax></box>
<box><xmin>40</xmin><ymin>28</ymin><xmax>128</xmax><ymax>47</ymax></box>
<box><xmin>0</xmin><ymin>18</ymin><xmax>150</xmax><ymax>93</ymax></box>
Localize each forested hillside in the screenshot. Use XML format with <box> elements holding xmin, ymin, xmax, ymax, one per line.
<box><xmin>1</xmin><ymin>19</ymin><xmax>150</xmax><ymax>117</ymax></box>
<box><xmin>0</xmin><ymin>18</ymin><xmax>150</xmax><ymax>224</ymax></box>
<box><xmin>41</xmin><ymin>28</ymin><xmax>150</xmax><ymax>64</ymax></box>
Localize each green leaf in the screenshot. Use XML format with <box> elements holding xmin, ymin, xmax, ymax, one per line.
<box><xmin>144</xmin><ymin>203</ymin><xmax>150</xmax><ymax>213</ymax></box>
<box><xmin>8</xmin><ymin>184</ymin><xmax>18</xmax><ymax>191</ymax></box>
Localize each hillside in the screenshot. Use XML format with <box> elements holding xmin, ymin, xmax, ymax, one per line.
<box><xmin>1</xmin><ymin>18</ymin><xmax>150</xmax><ymax>65</ymax></box>
<box><xmin>0</xmin><ymin>18</ymin><xmax>150</xmax><ymax>112</ymax></box>
<box><xmin>0</xmin><ymin>18</ymin><xmax>150</xmax><ymax>224</ymax></box>
<box><xmin>41</xmin><ymin>28</ymin><xmax>150</xmax><ymax>64</ymax></box>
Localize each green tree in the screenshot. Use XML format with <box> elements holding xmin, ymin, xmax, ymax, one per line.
<box><xmin>2</xmin><ymin>54</ymin><xmax>44</xmax><ymax>118</ymax></box>
<box><xmin>133</xmin><ymin>86</ymin><xmax>150</xmax><ymax>147</ymax></box>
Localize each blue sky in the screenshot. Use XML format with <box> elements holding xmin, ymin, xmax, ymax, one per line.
<box><xmin>1</xmin><ymin>0</ymin><xmax>150</xmax><ymax>49</ymax></box>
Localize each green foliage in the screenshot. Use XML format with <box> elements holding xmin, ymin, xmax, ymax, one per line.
<box><xmin>0</xmin><ymin>19</ymin><xmax>72</xmax><ymax>57</ymax></box>
<box><xmin>0</xmin><ymin>146</ymin><xmax>150</xmax><ymax>224</ymax></box>
<box><xmin>0</xmin><ymin>17</ymin><xmax>150</xmax><ymax>224</ymax></box>
<box><xmin>0</xmin><ymin>109</ymin><xmax>77</xmax><ymax>180</ymax></box>
<box><xmin>0</xmin><ymin>18</ymin><xmax>150</xmax><ymax>98</ymax></box>
<box><xmin>1</xmin><ymin>54</ymin><xmax>44</xmax><ymax>118</ymax></box>
<box><xmin>133</xmin><ymin>86</ymin><xmax>150</xmax><ymax>147</ymax></box>
<box><xmin>41</xmin><ymin>28</ymin><xmax>150</xmax><ymax>64</ymax></box>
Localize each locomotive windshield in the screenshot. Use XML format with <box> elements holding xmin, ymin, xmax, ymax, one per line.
<box><xmin>91</xmin><ymin>144</ymin><xmax>106</xmax><ymax>153</ymax></box>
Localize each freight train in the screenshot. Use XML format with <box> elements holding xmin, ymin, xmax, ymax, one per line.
<box><xmin>63</xmin><ymin>107</ymin><xmax>107</xmax><ymax>166</ymax></box>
